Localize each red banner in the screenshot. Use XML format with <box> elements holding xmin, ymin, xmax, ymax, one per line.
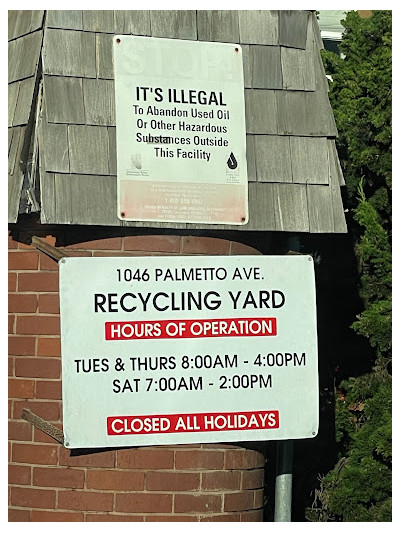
<box><xmin>107</xmin><ymin>410</ymin><xmax>279</xmax><ymax>435</ymax></box>
<box><xmin>105</xmin><ymin>317</ymin><xmax>277</xmax><ymax>340</ymax></box>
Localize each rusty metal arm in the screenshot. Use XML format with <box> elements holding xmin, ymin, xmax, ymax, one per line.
<box><xmin>31</xmin><ymin>236</ymin><xmax>69</xmax><ymax>262</ymax></box>
<box><xmin>21</xmin><ymin>408</ymin><xmax>64</xmax><ymax>445</ymax></box>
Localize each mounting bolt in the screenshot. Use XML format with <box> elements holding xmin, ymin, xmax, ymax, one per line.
<box><xmin>64</xmin><ymin>441</ymin><xmax>69</xmax><ymax>447</ymax></box>
<box><xmin>234</xmin><ymin>47</ymin><xmax>239</xmax><ymax>52</ymax></box>
<box><xmin>60</xmin><ymin>258</ymin><xmax>66</xmax><ymax>264</ymax></box>
<box><xmin>241</xmin><ymin>216</ymin><xmax>246</xmax><ymax>222</ymax></box>
<box><xmin>120</xmin><ymin>212</ymin><xmax>126</xmax><ymax>218</ymax></box>
<box><xmin>116</xmin><ymin>38</ymin><xmax>121</xmax><ymax>44</ymax></box>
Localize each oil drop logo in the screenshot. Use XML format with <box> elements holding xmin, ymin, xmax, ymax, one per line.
<box><xmin>227</xmin><ymin>152</ymin><xmax>238</xmax><ymax>170</ymax></box>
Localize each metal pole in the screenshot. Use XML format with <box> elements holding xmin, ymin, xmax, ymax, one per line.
<box><xmin>274</xmin><ymin>440</ymin><xmax>294</xmax><ymax>522</ymax></box>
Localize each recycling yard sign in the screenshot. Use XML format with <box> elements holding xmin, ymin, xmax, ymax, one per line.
<box><xmin>59</xmin><ymin>255</ymin><xmax>319</xmax><ymax>449</ymax></box>
<box><xmin>113</xmin><ymin>36</ymin><xmax>248</xmax><ymax>225</ymax></box>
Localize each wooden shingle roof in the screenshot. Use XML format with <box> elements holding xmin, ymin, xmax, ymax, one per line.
<box><xmin>8</xmin><ymin>9</ymin><xmax>347</xmax><ymax>233</ymax></box>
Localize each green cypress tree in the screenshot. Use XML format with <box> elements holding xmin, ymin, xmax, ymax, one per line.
<box><xmin>307</xmin><ymin>11</ymin><xmax>392</xmax><ymax>522</ymax></box>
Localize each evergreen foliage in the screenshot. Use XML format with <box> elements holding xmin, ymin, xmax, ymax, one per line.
<box><xmin>307</xmin><ymin>11</ymin><xmax>392</xmax><ymax>522</ymax></box>
<box><xmin>322</xmin><ymin>11</ymin><xmax>392</xmax><ymax>226</ymax></box>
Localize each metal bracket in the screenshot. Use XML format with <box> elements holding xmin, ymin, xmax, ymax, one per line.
<box><xmin>21</xmin><ymin>408</ymin><xmax>64</xmax><ymax>445</ymax></box>
<box><xmin>31</xmin><ymin>236</ymin><xmax>69</xmax><ymax>262</ymax></box>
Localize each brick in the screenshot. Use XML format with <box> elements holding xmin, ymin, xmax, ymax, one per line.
<box><xmin>8</xmin><ymin>508</ymin><xmax>31</xmax><ymax>521</ymax></box>
<box><xmin>182</xmin><ymin>236</ymin><xmax>230</xmax><ymax>255</ymax></box>
<box><xmin>240</xmin><ymin>509</ymin><xmax>263</xmax><ymax>521</ymax></box>
<box><xmin>59</xmin><ymin>447</ymin><xmax>115</xmax><ymax>468</ymax></box>
<box><xmin>93</xmin><ymin>251</ymin><xmax>147</xmax><ymax>257</ymax></box>
<box><xmin>224</xmin><ymin>449</ymin><xmax>265</xmax><ymax>470</ymax></box>
<box><xmin>253</xmin><ymin>488</ymin><xmax>264</xmax><ymax>509</ymax></box>
<box><xmin>9</xmin><ymin>378</ymin><xmax>35</xmax><ymax>399</ymax></box>
<box><xmin>12</xmin><ymin>400</ymin><xmax>60</xmax><ymax>421</ymax></box>
<box><xmin>8</xmin><ymin>464</ymin><xmax>31</xmax><ymax>485</ymax></box>
<box><xmin>116</xmin><ymin>448</ymin><xmax>174</xmax><ymax>469</ymax></box>
<box><xmin>39</xmin><ymin>253</ymin><xmax>61</xmax><ymax>271</ymax></box>
<box><xmin>18</xmin><ymin>241</ymin><xmax>34</xmax><ymax>249</ymax></box>
<box><xmin>8</xmin><ymin>251</ymin><xmax>39</xmax><ymax>270</ymax></box>
<box><xmin>33</xmin><ymin>467</ymin><xmax>84</xmax><ymax>488</ymax></box>
<box><xmin>199</xmin><ymin>513</ymin><xmax>241</xmax><ymax>522</ymax></box>
<box><xmin>65</xmin><ymin>237</ymin><xmax>122</xmax><ymax>250</ymax></box>
<box><xmin>9</xmin><ymin>272</ymin><xmax>17</xmax><ymax>291</ymax></box>
<box><xmin>86</xmin><ymin>514</ymin><xmax>144</xmax><ymax>522</ymax></box>
<box><xmin>241</xmin><ymin>469</ymin><xmax>264</xmax><ymax>490</ymax></box>
<box><xmin>16</xmin><ymin>315</ymin><xmax>60</xmax><ymax>335</ymax></box>
<box><xmin>8</xmin><ymin>293</ymin><xmax>38</xmax><ymax>313</ymax></box>
<box><xmin>146</xmin><ymin>471</ymin><xmax>200</xmax><ymax>491</ymax></box>
<box><xmin>9</xmin><ymin>357</ymin><xmax>14</xmax><ymax>376</ymax></box>
<box><xmin>8</xmin><ymin>233</ymin><xmax>18</xmax><ymax>249</ymax></box>
<box><xmin>230</xmin><ymin>241</ymin><xmax>262</xmax><ymax>255</ymax></box>
<box><xmin>8</xmin><ymin>335</ymin><xmax>36</xmax><ymax>356</ymax></box>
<box><xmin>12</xmin><ymin>443</ymin><xmax>59</xmax><ymax>465</ymax></box>
<box><xmin>202</xmin><ymin>471</ymin><xmax>241</xmax><ymax>491</ymax></box>
<box><xmin>58</xmin><ymin>490</ymin><xmax>114</xmax><ymax>511</ymax></box>
<box><xmin>146</xmin><ymin>515</ymin><xmax>198</xmax><ymax>522</ymax></box>
<box><xmin>18</xmin><ymin>272</ymin><xmax>59</xmax><ymax>292</ymax></box>
<box><xmin>38</xmin><ymin>293</ymin><xmax>60</xmax><ymax>314</ymax></box>
<box><xmin>123</xmin><ymin>235</ymin><xmax>181</xmax><ymax>253</ymax></box>
<box><xmin>115</xmin><ymin>493</ymin><xmax>172</xmax><ymax>514</ymax></box>
<box><xmin>36</xmin><ymin>337</ymin><xmax>61</xmax><ymax>357</ymax></box>
<box><xmin>175</xmin><ymin>450</ymin><xmax>224</xmax><ymax>470</ymax></box>
<box><xmin>11</xmin><ymin>486</ymin><xmax>56</xmax><ymax>509</ymax></box>
<box><xmin>201</xmin><ymin>444</ymin><xmax>239</xmax><ymax>450</ymax></box>
<box><xmin>15</xmin><ymin>357</ymin><xmax>60</xmax><ymax>379</ymax></box>
<box><xmin>224</xmin><ymin>491</ymin><xmax>255</xmax><ymax>512</ymax></box>
<box><xmin>86</xmin><ymin>469</ymin><xmax>144</xmax><ymax>491</ymax></box>
<box><xmin>35</xmin><ymin>380</ymin><xmax>62</xmax><ymax>400</ymax></box>
<box><xmin>31</xmin><ymin>510</ymin><xmax>84</xmax><ymax>521</ymax></box>
<box><xmin>9</xmin><ymin>314</ymin><xmax>15</xmax><ymax>333</ymax></box>
<box><xmin>175</xmin><ymin>493</ymin><xmax>222</xmax><ymax>514</ymax></box>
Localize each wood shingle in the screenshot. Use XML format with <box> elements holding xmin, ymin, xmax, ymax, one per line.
<box><xmin>114</xmin><ymin>10</ymin><xmax>151</xmax><ymax>36</ymax></box>
<box><xmin>278</xmin><ymin>10</ymin><xmax>309</xmax><ymax>49</ymax></box>
<box><xmin>150</xmin><ymin>11</ymin><xmax>197</xmax><ymax>40</ymax></box>
<box><xmin>46</xmin><ymin>10</ymin><xmax>84</xmax><ymax>30</ymax></box>
<box><xmin>8</xmin><ymin>30</ymin><xmax>43</xmax><ymax>83</ymax></box>
<box><xmin>251</xmin><ymin>45</ymin><xmax>283</xmax><ymax>89</ymax></box>
<box><xmin>68</xmin><ymin>125</ymin><xmax>110</xmax><ymax>175</ymax></box>
<box><xmin>238</xmin><ymin>10</ymin><xmax>279</xmax><ymax>45</ymax></box>
<box><xmin>245</xmin><ymin>89</ymin><xmax>279</xmax><ymax>134</ymax></box>
<box><xmin>12</xmin><ymin>77</ymin><xmax>36</xmax><ymax>126</ymax></box>
<box><xmin>254</xmin><ymin>136</ymin><xmax>292</xmax><ymax>183</ymax></box>
<box><xmin>42</xmin><ymin>29</ymin><xmax>96</xmax><ymax>78</ymax></box>
<box><xmin>197</xmin><ymin>10</ymin><xmax>240</xmax><ymax>43</ymax></box>
<box><xmin>8</xmin><ymin>9</ymin><xmax>347</xmax><ymax>233</ymax></box>
<box><xmin>44</xmin><ymin>76</ymin><xmax>85</xmax><ymax>124</ymax></box>
<box><xmin>8</xmin><ymin>10</ymin><xmax>44</xmax><ymax>40</ymax></box>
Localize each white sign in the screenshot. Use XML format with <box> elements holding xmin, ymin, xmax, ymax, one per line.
<box><xmin>113</xmin><ymin>36</ymin><xmax>248</xmax><ymax>225</ymax></box>
<box><xmin>59</xmin><ymin>255</ymin><xmax>318</xmax><ymax>448</ymax></box>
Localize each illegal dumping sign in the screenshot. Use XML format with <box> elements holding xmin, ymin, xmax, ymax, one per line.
<box><xmin>59</xmin><ymin>255</ymin><xmax>319</xmax><ymax>448</ymax></box>
<box><xmin>113</xmin><ymin>36</ymin><xmax>248</xmax><ymax>225</ymax></box>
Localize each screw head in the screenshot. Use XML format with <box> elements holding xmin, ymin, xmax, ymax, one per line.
<box><xmin>120</xmin><ymin>212</ymin><xmax>126</xmax><ymax>218</ymax></box>
<box><xmin>116</xmin><ymin>38</ymin><xmax>121</xmax><ymax>44</ymax></box>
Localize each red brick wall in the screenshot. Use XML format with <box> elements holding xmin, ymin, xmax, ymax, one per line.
<box><xmin>9</xmin><ymin>231</ymin><xmax>265</xmax><ymax>522</ymax></box>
